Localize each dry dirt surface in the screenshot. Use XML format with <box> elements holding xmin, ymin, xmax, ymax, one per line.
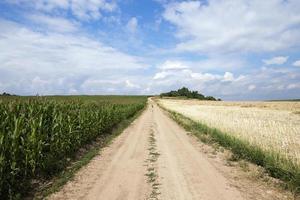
<box><xmin>48</xmin><ymin>99</ymin><xmax>293</xmax><ymax>200</ymax></box>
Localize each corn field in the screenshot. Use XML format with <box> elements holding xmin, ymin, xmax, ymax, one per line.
<box><xmin>0</xmin><ymin>96</ymin><xmax>146</xmax><ymax>199</ymax></box>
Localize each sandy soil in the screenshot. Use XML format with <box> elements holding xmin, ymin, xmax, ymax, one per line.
<box><xmin>48</xmin><ymin>99</ymin><xmax>293</xmax><ymax>200</ymax></box>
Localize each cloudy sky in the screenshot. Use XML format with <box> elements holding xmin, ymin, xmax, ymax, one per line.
<box><xmin>0</xmin><ymin>0</ymin><xmax>300</xmax><ymax>100</ymax></box>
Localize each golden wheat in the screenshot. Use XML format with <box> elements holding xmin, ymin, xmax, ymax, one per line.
<box><xmin>159</xmin><ymin>99</ymin><xmax>300</xmax><ymax>166</ymax></box>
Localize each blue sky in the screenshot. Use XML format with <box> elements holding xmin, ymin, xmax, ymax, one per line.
<box><xmin>0</xmin><ymin>0</ymin><xmax>300</xmax><ymax>100</ymax></box>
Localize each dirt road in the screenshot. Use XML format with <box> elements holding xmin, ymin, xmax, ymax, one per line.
<box><xmin>49</xmin><ymin>99</ymin><xmax>290</xmax><ymax>200</ymax></box>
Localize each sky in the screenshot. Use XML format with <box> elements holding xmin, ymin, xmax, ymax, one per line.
<box><xmin>0</xmin><ymin>0</ymin><xmax>300</xmax><ymax>100</ymax></box>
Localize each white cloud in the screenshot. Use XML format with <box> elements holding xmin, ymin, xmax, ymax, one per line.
<box><xmin>152</xmin><ymin>61</ymin><xmax>243</xmax><ymax>85</ymax></box>
<box><xmin>70</xmin><ymin>0</ymin><xmax>117</xmax><ymax>20</ymax></box>
<box><xmin>287</xmin><ymin>83</ymin><xmax>300</xmax><ymax>90</ymax></box>
<box><xmin>223</xmin><ymin>72</ymin><xmax>234</xmax><ymax>82</ymax></box>
<box><xmin>150</xmin><ymin>65</ymin><xmax>234</xmax><ymax>97</ymax></box>
<box><xmin>153</xmin><ymin>71</ymin><xmax>171</xmax><ymax>80</ymax></box>
<box><xmin>163</xmin><ymin>0</ymin><xmax>300</xmax><ymax>53</ymax></box>
<box><xmin>153</xmin><ymin>56</ymin><xmax>245</xmax><ymax>72</ymax></box>
<box><xmin>1</xmin><ymin>1</ymin><xmax>300</xmax><ymax>100</ymax></box>
<box><xmin>125</xmin><ymin>80</ymin><xmax>140</xmax><ymax>89</ymax></box>
<box><xmin>158</xmin><ymin>60</ymin><xmax>189</xmax><ymax>70</ymax></box>
<box><xmin>27</xmin><ymin>14</ymin><xmax>79</xmax><ymax>33</ymax></box>
<box><xmin>0</xmin><ymin>18</ymin><xmax>145</xmax><ymax>95</ymax></box>
<box><xmin>263</xmin><ymin>56</ymin><xmax>288</xmax><ymax>65</ymax></box>
<box><xmin>248</xmin><ymin>84</ymin><xmax>256</xmax><ymax>91</ymax></box>
<box><xmin>7</xmin><ymin>0</ymin><xmax>117</xmax><ymax>20</ymax></box>
<box><xmin>34</xmin><ymin>0</ymin><xmax>69</xmax><ymax>11</ymax></box>
<box><xmin>126</xmin><ymin>17</ymin><xmax>138</xmax><ymax>33</ymax></box>
<box><xmin>147</xmin><ymin>60</ymin><xmax>300</xmax><ymax>100</ymax></box>
<box><xmin>293</xmin><ymin>60</ymin><xmax>300</xmax><ymax>67</ymax></box>
<box><xmin>79</xmin><ymin>78</ymin><xmax>144</xmax><ymax>95</ymax></box>
<box><xmin>190</xmin><ymin>72</ymin><xmax>219</xmax><ymax>82</ymax></box>
<box><xmin>80</xmin><ymin>79</ymin><xmax>121</xmax><ymax>94</ymax></box>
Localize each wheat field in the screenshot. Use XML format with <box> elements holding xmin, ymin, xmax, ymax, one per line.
<box><xmin>159</xmin><ymin>99</ymin><xmax>300</xmax><ymax>166</ymax></box>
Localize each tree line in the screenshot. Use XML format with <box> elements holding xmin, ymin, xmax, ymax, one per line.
<box><xmin>160</xmin><ymin>87</ymin><xmax>221</xmax><ymax>101</ymax></box>
<box><xmin>0</xmin><ymin>92</ymin><xmax>17</xmax><ymax>96</ymax></box>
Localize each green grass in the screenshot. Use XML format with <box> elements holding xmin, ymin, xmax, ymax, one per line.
<box><xmin>163</xmin><ymin>108</ymin><xmax>300</xmax><ymax>196</ymax></box>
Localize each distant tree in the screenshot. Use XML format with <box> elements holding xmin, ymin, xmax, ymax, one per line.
<box><xmin>1</xmin><ymin>92</ymin><xmax>11</xmax><ymax>96</ymax></box>
<box><xmin>177</xmin><ymin>87</ymin><xmax>189</xmax><ymax>96</ymax></box>
<box><xmin>204</xmin><ymin>96</ymin><xmax>216</xmax><ymax>101</ymax></box>
<box><xmin>1</xmin><ymin>92</ymin><xmax>17</xmax><ymax>96</ymax></box>
<box><xmin>160</xmin><ymin>87</ymin><xmax>218</xmax><ymax>101</ymax></box>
